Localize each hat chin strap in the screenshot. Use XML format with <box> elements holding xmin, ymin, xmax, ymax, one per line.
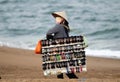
<box><xmin>61</xmin><ymin>24</ymin><xmax>69</xmax><ymax>31</ymax></box>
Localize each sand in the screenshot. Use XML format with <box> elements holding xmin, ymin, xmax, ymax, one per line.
<box><xmin>0</xmin><ymin>46</ymin><xmax>120</xmax><ymax>82</ymax></box>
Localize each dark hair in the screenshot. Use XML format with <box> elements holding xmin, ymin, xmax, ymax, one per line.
<box><xmin>62</xmin><ymin>20</ymin><xmax>70</xmax><ymax>37</ymax></box>
<box><xmin>64</xmin><ymin>20</ymin><xmax>69</xmax><ymax>27</ymax></box>
<box><xmin>62</xmin><ymin>20</ymin><xmax>70</xmax><ymax>32</ymax></box>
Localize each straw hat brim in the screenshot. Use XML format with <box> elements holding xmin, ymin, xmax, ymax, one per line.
<box><xmin>52</xmin><ymin>11</ymin><xmax>68</xmax><ymax>23</ymax></box>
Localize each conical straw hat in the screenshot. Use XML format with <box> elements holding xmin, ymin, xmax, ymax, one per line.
<box><xmin>52</xmin><ymin>11</ymin><xmax>68</xmax><ymax>23</ymax></box>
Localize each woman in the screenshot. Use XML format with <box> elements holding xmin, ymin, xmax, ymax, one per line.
<box><xmin>46</xmin><ymin>11</ymin><xmax>69</xmax><ymax>39</ymax></box>
<box><xmin>46</xmin><ymin>11</ymin><xmax>78</xmax><ymax>79</ymax></box>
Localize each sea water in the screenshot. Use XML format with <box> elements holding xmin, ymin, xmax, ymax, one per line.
<box><xmin>0</xmin><ymin>0</ymin><xmax>120</xmax><ymax>59</ymax></box>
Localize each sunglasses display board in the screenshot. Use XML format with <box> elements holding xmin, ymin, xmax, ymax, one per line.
<box><xmin>41</xmin><ymin>35</ymin><xmax>87</xmax><ymax>76</ymax></box>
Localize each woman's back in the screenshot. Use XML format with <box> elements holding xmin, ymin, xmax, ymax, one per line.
<box><xmin>47</xmin><ymin>24</ymin><xmax>68</xmax><ymax>39</ymax></box>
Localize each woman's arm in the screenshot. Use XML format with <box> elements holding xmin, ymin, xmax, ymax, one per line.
<box><xmin>47</xmin><ymin>26</ymin><xmax>59</xmax><ymax>35</ymax></box>
<box><xmin>46</xmin><ymin>25</ymin><xmax>59</xmax><ymax>39</ymax></box>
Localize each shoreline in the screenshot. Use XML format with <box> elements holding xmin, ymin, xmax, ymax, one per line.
<box><xmin>0</xmin><ymin>46</ymin><xmax>120</xmax><ymax>81</ymax></box>
<box><xmin>1</xmin><ymin>45</ymin><xmax>120</xmax><ymax>59</ymax></box>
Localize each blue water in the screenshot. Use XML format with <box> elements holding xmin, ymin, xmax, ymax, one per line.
<box><xmin>0</xmin><ymin>0</ymin><xmax>120</xmax><ymax>59</ymax></box>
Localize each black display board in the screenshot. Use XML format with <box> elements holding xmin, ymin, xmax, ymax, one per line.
<box><xmin>41</xmin><ymin>35</ymin><xmax>87</xmax><ymax>76</ymax></box>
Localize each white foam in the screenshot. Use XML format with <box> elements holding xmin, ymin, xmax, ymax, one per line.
<box><xmin>0</xmin><ymin>41</ymin><xmax>120</xmax><ymax>59</ymax></box>
<box><xmin>0</xmin><ymin>41</ymin><xmax>30</xmax><ymax>49</ymax></box>
<box><xmin>86</xmin><ymin>49</ymin><xmax>120</xmax><ymax>59</ymax></box>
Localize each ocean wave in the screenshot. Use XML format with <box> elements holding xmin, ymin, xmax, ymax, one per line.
<box><xmin>0</xmin><ymin>0</ymin><xmax>28</xmax><ymax>4</ymax></box>
<box><xmin>87</xmin><ymin>27</ymin><xmax>120</xmax><ymax>38</ymax></box>
<box><xmin>0</xmin><ymin>0</ymin><xmax>9</xmax><ymax>4</ymax></box>
<box><xmin>0</xmin><ymin>0</ymin><xmax>120</xmax><ymax>59</ymax></box>
<box><xmin>0</xmin><ymin>40</ymin><xmax>36</xmax><ymax>50</ymax></box>
<box><xmin>83</xmin><ymin>18</ymin><xmax>120</xmax><ymax>23</ymax></box>
<box><xmin>0</xmin><ymin>40</ymin><xmax>120</xmax><ymax>59</ymax></box>
<box><xmin>0</xmin><ymin>26</ymin><xmax>46</xmax><ymax>36</ymax></box>
<box><xmin>86</xmin><ymin>49</ymin><xmax>120</xmax><ymax>59</ymax></box>
<box><xmin>0</xmin><ymin>28</ymin><xmax>33</xmax><ymax>36</ymax></box>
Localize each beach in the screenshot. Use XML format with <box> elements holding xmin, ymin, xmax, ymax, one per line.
<box><xmin>0</xmin><ymin>46</ymin><xmax>120</xmax><ymax>82</ymax></box>
<box><xmin>0</xmin><ymin>0</ymin><xmax>120</xmax><ymax>82</ymax></box>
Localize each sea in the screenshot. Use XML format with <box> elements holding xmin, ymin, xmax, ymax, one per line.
<box><xmin>0</xmin><ymin>0</ymin><xmax>120</xmax><ymax>59</ymax></box>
